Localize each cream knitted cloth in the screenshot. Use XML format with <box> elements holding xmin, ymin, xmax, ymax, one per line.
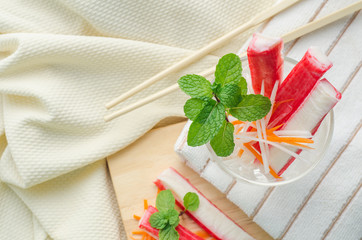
<box><xmin>0</xmin><ymin>1</ymin><xmax>276</xmax><ymax>239</ymax></box>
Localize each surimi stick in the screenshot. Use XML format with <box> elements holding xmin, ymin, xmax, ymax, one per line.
<box><xmin>139</xmin><ymin>205</ymin><xmax>204</xmax><ymax>240</ymax></box>
<box><xmin>268</xmin><ymin>47</ymin><xmax>333</xmax><ymax>128</ymax></box>
<box><xmin>247</xmin><ymin>33</ymin><xmax>284</xmax><ymax>98</ymax></box>
<box><xmin>154</xmin><ymin>168</ymin><xmax>254</xmax><ymax>240</ymax></box>
<box><xmin>270</xmin><ymin>78</ymin><xmax>341</xmax><ymax>175</ymax></box>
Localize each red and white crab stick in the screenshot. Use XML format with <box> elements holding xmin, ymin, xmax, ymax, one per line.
<box><xmin>154</xmin><ymin>168</ymin><xmax>254</xmax><ymax>240</ymax></box>
<box><xmin>139</xmin><ymin>205</ymin><xmax>204</xmax><ymax>240</ymax></box>
<box><xmin>268</xmin><ymin>47</ymin><xmax>333</xmax><ymax>128</ymax></box>
<box><xmin>269</xmin><ymin>78</ymin><xmax>341</xmax><ymax>175</ymax></box>
<box><xmin>247</xmin><ymin>33</ymin><xmax>284</xmax><ymax>98</ymax></box>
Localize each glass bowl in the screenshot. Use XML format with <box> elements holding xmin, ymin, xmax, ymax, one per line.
<box><xmin>207</xmin><ymin>57</ymin><xmax>334</xmax><ymax>186</ymax></box>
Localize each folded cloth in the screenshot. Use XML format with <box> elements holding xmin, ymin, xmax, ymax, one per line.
<box><xmin>175</xmin><ymin>1</ymin><xmax>362</xmax><ymax>239</ymax></box>
<box><xmin>0</xmin><ymin>0</ymin><xmax>276</xmax><ymax>239</ymax></box>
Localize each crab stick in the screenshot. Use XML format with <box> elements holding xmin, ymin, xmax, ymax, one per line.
<box><xmin>247</xmin><ymin>33</ymin><xmax>284</xmax><ymax>98</ymax></box>
<box><xmin>268</xmin><ymin>47</ymin><xmax>333</xmax><ymax>128</ymax></box>
<box><xmin>269</xmin><ymin>78</ymin><xmax>341</xmax><ymax>175</ymax></box>
<box><xmin>139</xmin><ymin>205</ymin><xmax>204</xmax><ymax>240</ymax></box>
<box><xmin>154</xmin><ymin>168</ymin><xmax>254</xmax><ymax>240</ymax></box>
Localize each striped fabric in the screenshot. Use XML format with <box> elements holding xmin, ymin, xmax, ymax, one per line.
<box><xmin>175</xmin><ymin>0</ymin><xmax>362</xmax><ymax>239</ymax></box>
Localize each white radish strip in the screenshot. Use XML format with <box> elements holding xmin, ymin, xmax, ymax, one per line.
<box><xmin>265</xmin><ymin>80</ymin><xmax>279</xmax><ymax>125</ymax></box>
<box><xmin>155</xmin><ymin>168</ymin><xmax>254</xmax><ymax>240</ymax></box>
<box><xmin>273</xmin><ymin>130</ymin><xmax>312</xmax><ymax>138</ymax></box>
<box><xmin>280</xmin><ymin>142</ymin><xmax>313</xmax><ymax>150</ymax></box>
<box><xmin>236</xmin><ymin>136</ymin><xmax>310</xmax><ymax>163</ymax></box>
<box><xmin>256</xmin><ymin>120</ymin><xmax>269</xmax><ymax>172</ymax></box>
<box><xmin>261</xmin><ymin>80</ymin><xmax>265</xmax><ymax>96</ymax></box>
<box><xmin>260</xmin><ymin>118</ymin><xmax>270</xmax><ymax>168</ymax></box>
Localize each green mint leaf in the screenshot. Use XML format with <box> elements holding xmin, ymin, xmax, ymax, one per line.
<box><xmin>229</xmin><ymin>94</ymin><xmax>271</xmax><ymax>121</ymax></box>
<box><xmin>183</xmin><ymin>192</ymin><xmax>200</xmax><ymax>211</ymax></box>
<box><xmin>156</xmin><ymin>190</ymin><xmax>175</xmax><ymax>212</ymax></box>
<box><xmin>210</xmin><ymin>120</ymin><xmax>235</xmax><ymax>157</ymax></box>
<box><xmin>184</xmin><ymin>98</ymin><xmax>208</xmax><ymax>121</ymax></box>
<box><xmin>187</xmin><ymin>100</ymin><xmax>225</xmax><ymax>146</ymax></box>
<box><xmin>159</xmin><ymin>226</ymin><xmax>179</xmax><ymax>240</ymax></box>
<box><xmin>178</xmin><ymin>74</ymin><xmax>212</xmax><ymax>98</ymax></box>
<box><xmin>166</xmin><ymin>209</ymin><xmax>180</xmax><ymax>227</ymax></box>
<box><xmin>215</xmin><ymin>53</ymin><xmax>242</xmax><ymax>87</ymax></box>
<box><xmin>149</xmin><ymin>211</ymin><xmax>168</xmax><ymax>230</ymax></box>
<box><xmin>240</xmin><ymin>77</ymin><xmax>248</xmax><ymax>95</ymax></box>
<box><xmin>216</xmin><ymin>84</ymin><xmax>242</xmax><ymax>108</ymax></box>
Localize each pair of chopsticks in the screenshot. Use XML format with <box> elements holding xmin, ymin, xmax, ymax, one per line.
<box><xmin>104</xmin><ymin>0</ymin><xmax>362</xmax><ymax>122</ymax></box>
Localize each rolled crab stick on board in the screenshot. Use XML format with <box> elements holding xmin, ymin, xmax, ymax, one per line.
<box><xmin>269</xmin><ymin>78</ymin><xmax>341</xmax><ymax>175</ymax></box>
<box><xmin>139</xmin><ymin>205</ymin><xmax>204</xmax><ymax>240</ymax></box>
<box><xmin>247</xmin><ymin>33</ymin><xmax>284</xmax><ymax>98</ymax></box>
<box><xmin>154</xmin><ymin>168</ymin><xmax>254</xmax><ymax>240</ymax></box>
<box><xmin>268</xmin><ymin>47</ymin><xmax>333</xmax><ymax>128</ymax></box>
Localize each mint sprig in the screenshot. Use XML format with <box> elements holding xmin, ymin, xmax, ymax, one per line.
<box><xmin>178</xmin><ymin>53</ymin><xmax>271</xmax><ymax>157</ymax></box>
<box><xmin>149</xmin><ymin>190</ymin><xmax>200</xmax><ymax>240</ymax></box>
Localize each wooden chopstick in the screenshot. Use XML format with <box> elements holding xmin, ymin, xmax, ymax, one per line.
<box><xmin>105</xmin><ymin>0</ymin><xmax>301</xmax><ymax>110</ymax></box>
<box><xmin>104</xmin><ymin>1</ymin><xmax>362</xmax><ymax>122</ymax></box>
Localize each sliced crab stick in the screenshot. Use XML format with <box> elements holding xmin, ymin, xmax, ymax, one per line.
<box><xmin>154</xmin><ymin>168</ymin><xmax>254</xmax><ymax>240</ymax></box>
<box><xmin>269</xmin><ymin>47</ymin><xmax>333</xmax><ymax>128</ymax></box>
<box><xmin>139</xmin><ymin>205</ymin><xmax>204</xmax><ymax>240</ymax></box>
<box><xmin>270</xmin><ymin>78</ymin><xmax>341</xmax><ymax>175</ymax></box>
<box><xmin>247</xmin><ymin>33</ymin><xmax>284</xmax><ymax>98</ymax></box>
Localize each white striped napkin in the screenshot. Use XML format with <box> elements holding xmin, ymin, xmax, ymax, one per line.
<box><xmin>175</xmin><ymin>1</ymin><xmax>362</xmax><ymax>239</ymax></box>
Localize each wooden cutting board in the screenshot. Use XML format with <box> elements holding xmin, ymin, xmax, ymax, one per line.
<box><xmin>107</xmin><ymin>121</ymin><xmax>272</xmax><ymax>240</ymax></box>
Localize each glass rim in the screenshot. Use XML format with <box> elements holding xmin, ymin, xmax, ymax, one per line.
<box><xmin>212</xmin><ymin>57</ymin><xmax>335</xmax><ymax>186</ymax></box>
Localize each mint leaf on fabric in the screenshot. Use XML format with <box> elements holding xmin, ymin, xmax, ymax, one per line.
<box><xmin>184</xmin><ymin>98</ymin><xmax>208</xmax><ymax>121</ymax></box>
<box><xmin>210</xmin><ymin>120</ymin><xmax>235</xmax><ymax>157</ymax></box>
<box><xmin>215</xmin><ymin>53</ymin><xmax>242</xmax><ymax>87</ymax></box>
<box><xmin>149</xmin><ymin>211</ymin><xmax>168</xmax><ymax>229</ymax></box>
<box><xmin>216</xmin><ymin>84</ymin><xmax>242</xmax><ymax>108</ymax></box>
<box><xmin>178</xmin><ymin>74</ymin><xmax>212</xmax><ymax>98</ymax></box>
<box><xmin>166</xmin><ymin>209</ymin><xmax>180</xmax><ymax>227</ymax></box>
<box><xmin>183</xmin><ymin>192</ymin><xmax>200</xmax><ymax>211</ymax></box>
<box><xmin>187</xmin><ymin>100</ymin><xmax>225</xmax><ymax>146</ymax></box>
<box><xmin>156</xmin><ymin>190</ymin><xmax>175</xmax><ymax>212</ymax></box>
<box><xmin>159</xmin><ymin>226</ymin><xmax>179</xmax><ymax>240</ymax></box>
<box><xmin>229</xmin><ymin>94</ymin><xmax>271</xmax><ymax>121</ymax></box>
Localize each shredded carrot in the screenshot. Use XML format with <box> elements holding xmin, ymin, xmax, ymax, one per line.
<box><xmin>231</xmin><ymin>120</ymin><xmax>243</xmax><ymax>125</ymax></box>
<box><xmin>132</xmin><ymin>231</ymin><xmax>146</xmax><ymax>235</ymax></box>
<box><xmin>236</xmin><ymin>126</ymin><xmax>244</xmax><ymax>134</ymax></box>
<box><xmin>284</xmin><ymin>141</ymin><xmax>314</xmax><ymax>149</ymax></box>
<box><xmin>266</xmin><ymin>124</ymin><xmax>284</xmax><ymax>134</ymax></box>
<box><xmin>272</xmin><ymin>99</ymin><xmax>294</xmax><ymax>114</ymax></box>
<box><xmin>243</xmin><ymin>143</ymin><xmax>281</xmax><ymax>179</ymax></box>
<box><xmin>144</xmin><ymin>199</ymin><xmax>148</xmax><ymax>210</ymax></box>
<box><xmin>267</xmin><ymin>136</ymin><xmax>314</xmax><ymax>143</ymax></box>
<box><xmin>194</xmin><ymin>230</ymin><xmax>211</xmax><ymax>238</ymax></box>
<box><xmin>237</xmin><ymin>149</ymin><xmax>244</xmax><ymax>157</ymax></box>
<box><xmin>157</xmin><ymin>188</ymin><xmax>161</xmax><ymax>194</ymax></box>
<box><xmin>133</xmin><ymin>214</ymin><xmax>141</xmax><ymax>221</ymax></box>
<box><xmin>130</xmin><ymin>236</ymin><xmax>138</xmax><ymax>240</ymax></box>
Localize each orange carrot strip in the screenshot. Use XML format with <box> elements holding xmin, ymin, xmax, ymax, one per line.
<box><xmin>157</xmin><ymin>188</ymin><xmax>161</xmax><ymax>194</ymax></box>
<box><xmin>243</xmin><ymin>143</ymin><xmax>281</xmax><ymax>179</ymax></box>
<box><xmin>195</xmin><ymin>230</ymin><xmax>210</xmax><ymax>238</ymax></box>
<box><xmin>133</xmin><ymin>214</ymin><xmax>141</xmax><ymax>221</ymax></box>
<box><xmin>141</xmin><ymin>235</ymin><xmax>145</xmax><ymax>240</ymax></box>
<box><xmin>236</xmin><ymin>126</ymin><xmax>244</xmax><ymax>134</ymax></box>
<box><xmin>231</xmin><ymin>120</ymin><xmax>243</xmax><ymax>125</ymax></box>
<box><xmin>272</xmin><ymin>99</ymin><xmax>294</xmax><ymax>114</ymax></box>
<box><xmin>238</xmin><ymin>149</ymin><xmax>244</xmax><ymax>157</ymax></box>
<box><xmin>130</xmin><ymin>237</ymin><xmax>138</xmax><ymax>240</ymax></box>
<box><xmin>144</xmin><ymin>199</ymin><xmax>148</xmax><ymax>210</ymax></box>
<box><xmin>267</xmin><ymin>136</ymin><xmax>314</xmax><ymax>143</ymax></box>
<box><xmin>132</xmin><ymin>231</ymin><xmax>146</xmax><ymax>235</ymax></box>
<box><xmin>266</xmin><ymin>124</ymin><xmax>284</xmax><ymax>134</ymax></box>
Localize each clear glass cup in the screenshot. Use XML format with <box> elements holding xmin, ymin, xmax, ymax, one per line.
<box><xmin>207</xmin><ymin>57</ymin><xmax>334</xmax><ymax>186</ymax></box>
